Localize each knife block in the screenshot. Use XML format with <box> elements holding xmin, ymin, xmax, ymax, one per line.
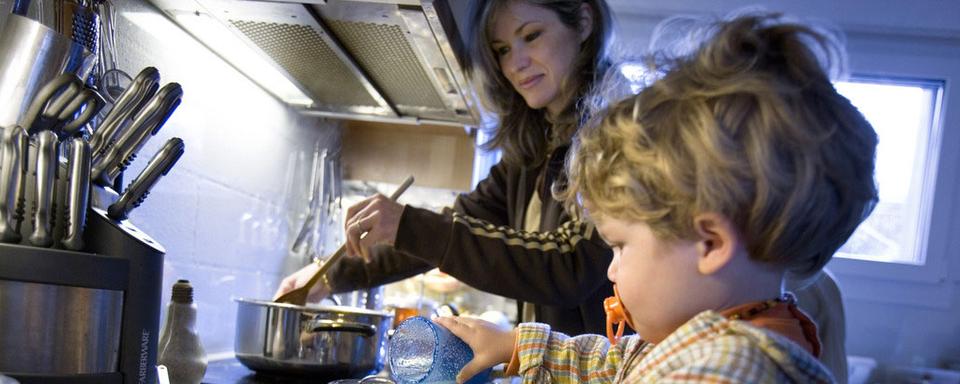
<box><xmin>0</xmin><ymin>182</ymin><xmax>164</xmax><ymax>384</ymax></box>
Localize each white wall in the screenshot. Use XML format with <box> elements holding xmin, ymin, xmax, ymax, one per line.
<box><xmin>106</xmin><ymin>1</ymin><xmax>342</xmax><ymax>354</ymax></box>
<box><xmin>609</xmin><ymin>0</ymin><xmax>960</xmax><ymax>372</ymax></box>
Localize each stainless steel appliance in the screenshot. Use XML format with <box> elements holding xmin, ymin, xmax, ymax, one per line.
<box><xmin>146</xmin><ymin>0</ymin><xmax>480</xmax><ymax>126</ymax></box>
<box><xmin>0</xmin><ymin>205</ymin><xmax>165</xmax><ymax>384</ymax></box>
<box><xmin>0</xmin><ymin>277</ymin><xmax>123</xmax><ymax>373</ymax></box>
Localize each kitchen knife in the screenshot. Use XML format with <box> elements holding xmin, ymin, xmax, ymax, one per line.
<box><xmin>107</xmin><ymin>137</ymin><xmax>184</xmax><ymax>221</ymax></box>
<box><xmin>0</xmin><ymin>126</ymin><xmax>28</xmax><ymax>243</ymax></box>
<box><xmin>61</xmin><ymin>137</ymin><xmax>92</xmax><ymax>250</ymax></box>
<box><xmin>90</xmin><ymin>67</ymin><xmax>160</xmax><ymax>159</ymax></box>
<box><xmin>29</xmin><ymin>130</ymin><xmax>59</xmax><ymax>247</ymax></box>
<box><xmin>92</xmin><ymin>82</ymin><xmax>182</xmax><ymax>187</ymax></box>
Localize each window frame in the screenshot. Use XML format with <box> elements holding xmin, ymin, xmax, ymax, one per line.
<box><xmin>824</xmin><ymin>32</ymin><xmax>960</xmax><ymax>308</ymax></box>
<box><xmin>831</xmin><ymin>76</ymin><xmax>945</xmax><ymax>267</ymax></box>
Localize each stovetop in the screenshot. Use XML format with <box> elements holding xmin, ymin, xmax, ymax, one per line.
<box><xmin>202</xmin><ymin>357</ymin><xmax>515</xmax><ymax>384</ymax></box>
<box><xmin>202</xmin><ymin>357</ymin><xmax>382</xmax><ymax>384</ymax></box>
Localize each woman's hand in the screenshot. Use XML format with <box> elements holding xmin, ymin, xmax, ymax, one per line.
<box><xmin>433</xmin><ymin>316</ymin><xmax>517</xmax><ymax>384</ymax></box>
<box><xmin>272</xmin><ymin>262</ymin><xmax>331</xmax><ymax>302</ymax></box>
<box><xmin>344</xmin><ymin>193</ymin><xmax>404</xmax><ymax>261</ymax></box>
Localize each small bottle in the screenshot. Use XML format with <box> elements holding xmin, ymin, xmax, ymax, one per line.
<box><xmin>158</xmin><ymin>279</ymin><xmax>207</xmax><ymax>384</ymax></box>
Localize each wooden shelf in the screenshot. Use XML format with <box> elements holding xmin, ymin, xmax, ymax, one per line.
<box><xmin>341</xmin><ymin>120</ymin><xmax>475</xmax><ymax>191</ymax></box>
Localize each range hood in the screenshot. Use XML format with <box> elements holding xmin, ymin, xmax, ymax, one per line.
<box><xmin>147</xmin><ymin>0</ymin><xmax>481</xmax><ymax>126</ymax></box>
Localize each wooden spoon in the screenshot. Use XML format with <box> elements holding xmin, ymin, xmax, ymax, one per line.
<box><xmin>274</xmin><ymin>175</ymin><xmax>414</xmax><ymax>306</ymax></box>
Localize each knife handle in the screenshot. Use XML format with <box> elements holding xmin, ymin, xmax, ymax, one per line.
<box><xmin>92</xmin><ymin>82</ymin><xmax>182</xmax><ymax>187</ymax></box>
<box><xmin>107</xmin><ymin>137</ymin><xmax>184</xmax><ymax>221</ymax></box>
<box><xmin>62</xmin><ymin>138</ymin><xmax>92</xmax><ymax>250</ymax></box>
<box><xmin>0</xmin><ymin>126</ymin><xmax>27</xmax><ymax>243</ymax></box>
<box><xmin>13</xmin><ymin>126</ymin><xmax>29</xmax><ymax>234</ymax></box>
<box><xmin>29</xmin><ymin>131</ymin><xmax>59</xmax><ymax>247</ymax></box>
<box><xmin>90</xmin><ymin>67</ymin><xmax>160</xmax><ymax>158</ymax></box>
<box><xmin>21</xmin><ymin>74</ymin><xmax>77</xmax><ymax>135</ymax></box>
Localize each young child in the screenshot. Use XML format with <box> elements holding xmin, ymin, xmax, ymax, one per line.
<box><xmin>434</xmin><ymin>12</ymin><xmax>878</xmax><ymax>384</ymax></box>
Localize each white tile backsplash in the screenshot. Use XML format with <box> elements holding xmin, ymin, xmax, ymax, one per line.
<box><xmin>104</xmin><ymin>1</ymin><xmax>342</xmax><ymax>355</ymax></box>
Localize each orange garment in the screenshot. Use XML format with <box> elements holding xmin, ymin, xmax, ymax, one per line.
<box><xmin>720</xmin><ymin>299</ymin><xmax>822</xmax><ymax>358</ymax></box>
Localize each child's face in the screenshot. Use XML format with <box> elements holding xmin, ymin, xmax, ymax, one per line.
<box><xmin>596</xmin><ymin>215</ymin><xmax>711</xmax><ymax>343</ymax></box>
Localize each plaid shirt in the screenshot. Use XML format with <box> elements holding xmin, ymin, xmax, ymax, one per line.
<box><xmin>513</xmin><ymin>310</ymin><xmax>835</xmax><ymax>383</ymax></box>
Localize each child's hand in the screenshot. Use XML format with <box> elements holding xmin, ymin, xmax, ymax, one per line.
<box><xmin>433</xmin><ymin>316</ymin><xmax>517</xmax><ymax>384</ymax></box>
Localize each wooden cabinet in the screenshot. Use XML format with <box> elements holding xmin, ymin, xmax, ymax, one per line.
<box><xmin>341</xmin><ymin>120</ymin><xmax>476</xmax><ymax>191</ymax></box>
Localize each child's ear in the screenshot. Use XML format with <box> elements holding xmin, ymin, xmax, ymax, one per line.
<box><xmin>692</xmin><ymin>213</ymin><xmax>741</xmax><ymax>275</ymax></box>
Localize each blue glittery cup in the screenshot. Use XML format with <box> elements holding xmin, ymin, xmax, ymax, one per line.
<box><xmin>389</xmin><ymin>316</ymin><xmax>491</xmax><ymax>384</ymax></box>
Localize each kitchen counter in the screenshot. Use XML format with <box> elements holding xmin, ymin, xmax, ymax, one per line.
<box><xmin>203</xmin><ymin>357</ymin><xmax>517</xmax><ymax>384</ymax></box>
<box><xmin>202</xmin><ymin>357</ymin><xmax>381</xmax><ymax>384</ymax></box>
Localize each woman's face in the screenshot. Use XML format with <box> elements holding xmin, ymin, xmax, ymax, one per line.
<box><xmin>489</xmin><ymin>1</ymin><xmax>589</xmax><ymax>115</ymax></box>
<box><xmin>597</xmin><ymin>215</ymin><xmax>708</xmax><ymax>344</ymax></box>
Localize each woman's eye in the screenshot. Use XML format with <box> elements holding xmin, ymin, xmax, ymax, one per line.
<box><xmin>524</xmin><ymin>31</ymin><xmax>541</xmax><ymax>42</ymax></box>
<box><xmin>494</xmin><ymin>46</ymin><xmax>510</xmax><ymax>56</ymax></box>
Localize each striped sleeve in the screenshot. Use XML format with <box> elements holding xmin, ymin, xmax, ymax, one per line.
<box><xmin>395</xmin><ymin>206</ymin><xmax>612</xmax><ymax>306</ymax></box>
<box><xmin>513</xmin><ymin>323</ymin><xmax>629</xmax><ymax>384</ymax></box>
<box><xmin>451</xmin><ymin>212</ymin><xmax>595</xmax><ymax>254</ymax></box>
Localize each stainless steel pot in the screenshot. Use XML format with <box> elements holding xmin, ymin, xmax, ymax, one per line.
<box><xmin>234</xmin><ymin>298</ymin><xmax>393</xmax><ymax>379</ymax></box>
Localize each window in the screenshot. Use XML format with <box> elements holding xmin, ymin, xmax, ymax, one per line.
<box><xmin>834</xmin><ymin>79</ymin><xmax>944</xmax><ymax>265</ymax></box>
<box><xmin>622</xmin><ymin>62</ymin><xmax>947</xmax><ymax>266</ymax></box>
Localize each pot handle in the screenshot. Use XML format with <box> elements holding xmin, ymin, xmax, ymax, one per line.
<box><xmin>309</xmin><ymin>319</ymin><xmax>377</xmax><ymax>337</ymax></box>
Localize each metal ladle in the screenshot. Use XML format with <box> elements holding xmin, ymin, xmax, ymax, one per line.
<box><xmin>275</xmin><ymin>175</ymin><xmax>414</xmax><ymax>306</ymax></box>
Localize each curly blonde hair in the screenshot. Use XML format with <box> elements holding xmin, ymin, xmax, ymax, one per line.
<box><xmin>561</xmin><ymin>13</ymin><xmax>878</xmax><ymax>277</ymax></box>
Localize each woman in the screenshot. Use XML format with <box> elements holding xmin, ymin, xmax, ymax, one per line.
<box><xmin>276</xmin><ymin>0</ymin><xmax>617</xmax><ymax>336</ymax></box>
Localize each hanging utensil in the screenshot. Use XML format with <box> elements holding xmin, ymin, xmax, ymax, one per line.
<box><xmin>290</xmin><ymin>147</ymin><xmax>326</xmax><ymax>255</ymax></box>
<box><xmin>71</xmin><ymin>3</ymin><xmax>100</xmax><ymax>56</ymax></box>
<box><xmin>324</xmin><ymin>153</ymin><xmax>343</xmax><ymax>251</ymax></box>
<box><xmin>274</xmin><ymin>175</ymin><xmax>414</xmax><ymax>306</ymax></box>
<box><xmin>12</xmin><ymin>0</ymin><xmax>30</xmax><ymax>16</ymax></box>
